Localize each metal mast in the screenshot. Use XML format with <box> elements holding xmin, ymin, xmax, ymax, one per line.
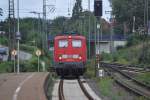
<box><xmin>88</xmin><ymin>0</ymin><xmax>91</xmax><ymax>59</ymax></box>
<box><xmin>43</xmin><ymin>0</ymin><xmax>47</xmax><ymax>50</ymax></box>
<box><xmin>8</xmin><ymin>0</ymin><xmax>15</xmax><ymax>60</ymax></box>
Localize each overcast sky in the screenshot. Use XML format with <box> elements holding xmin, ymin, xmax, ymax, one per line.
<box><xmin>0</xmin><ymin>0</ymin><xmax>111</xmax><ymax>21</ymax></box>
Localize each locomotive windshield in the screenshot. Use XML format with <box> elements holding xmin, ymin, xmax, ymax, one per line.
<box><xmin>59</xmin><ymin>40</ymin><xmax>68</xmax><ymax>48</ymax></box>
<box><xmin>72</xmin><ymin>40</ymin><xmax>82</xmax><ymax>48</ymax></box>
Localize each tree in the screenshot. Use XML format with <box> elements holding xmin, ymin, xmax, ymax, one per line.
<box><xmin>72</xmin><ymin>0</ymin><xmax>82</xmax><ymax>19</ymax></box>
<box><xmin>0</xmin><ymin>8</ymin><xmax>3</xmax><ymax>16</ymax></box>
<box><xmin>110</xmin><ymin>0</ymin><xmax>147</xmax><ymax>33</ymax></box>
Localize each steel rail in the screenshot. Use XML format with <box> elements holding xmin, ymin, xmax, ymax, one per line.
<box><xmin>101</xmin><ymin>62</ymin><xmax>150</xmax><ymax>99</ymax></box>
<box><xmin>58</xmin><ymin>79</ymin><xmax>65</xmax><ymax>100</ymax></box>
<box><xmin>101</xmin><ymin>62</ymin><xmax>150</xmax><ymax>89</ymax></box>
<box><xmin>78</xmin><ymin>78</ymin><xmax>94</xmax><ymax>100</ymax></box>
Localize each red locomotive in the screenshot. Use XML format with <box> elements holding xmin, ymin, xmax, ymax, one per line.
<box><xmin>54</xmin><ymin>33</ymin><xmax>87</xmax><ymax>76</ymax></box>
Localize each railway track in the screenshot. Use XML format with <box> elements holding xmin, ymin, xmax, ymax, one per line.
<box><xmin>58</xmin><ymin>78</ymin><xmax>95</xmax><ymax>100</ymax></box>
<box><xmin>58</xmin><ymin>79</ymin><xmax>65</xmax><ymax>100</ymax></box>
<box><xmin>78</xmin><ymin>78</ymin><xmax>94</xmax><ymax>100</ymax></box>
<box><xmin>101</xmin><ymin>62</ymin><xmax>150</xmax><ymax>99</ymax></box>
<box><xmin>102</xmin><ymin>62</ymin><xmax>150</xmax><ymax>73</ymax></box>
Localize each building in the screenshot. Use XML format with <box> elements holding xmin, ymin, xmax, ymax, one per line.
<box><xmin>89</xmin><ymin>34</ymin><xmax>127</xmax><ymax>55</ymax></box>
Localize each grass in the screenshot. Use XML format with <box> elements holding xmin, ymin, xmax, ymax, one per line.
<box><xmin>135</xmin><ymin>72</ymin><xmax>150</xmax><ymax>86</ymax></box>
<box><xmin>85</xmin><ymin>59</ymin><xmax>143</xmax><ymax>100</ymax></box>
<box><xmin>96</xmin><ymin>77</ymin><xmax>114</xmax><ymax>96</ymax></box>
<box><xmin>85</xmin><ymin>59</ymin><xmax>96</xmax><ymax>78</ymax></box>
<box><xmin>0</xmin><ymin>36</ymin><xmax>8</xmax><ymax>45</ymax></box>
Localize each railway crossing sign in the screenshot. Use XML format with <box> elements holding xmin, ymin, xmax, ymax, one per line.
<box><xmin>36</xmin><ymin>50</ymin><xmax>41</xmax><ymax>56</ymax></box>
<box><xmin>36</xmin><ymin>49</ymin><xmax>41</xmax><ymax>72</ymax></box>
<box><xmin>11</xmin><ymin>50</ymin><xmax>17</xmax><ymax>73</ymax></box>
<box><xmin>11</xmin><ymin>50</ymin><xmax>17</xmax><ymax>56</ymax></box>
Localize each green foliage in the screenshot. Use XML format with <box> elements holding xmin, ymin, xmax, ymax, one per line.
<box><xmin>139</xmin><ymin>43</ymin><xmax>150</xmax><ymax>65</ymax></box>
<box><xmin>136</xmin><ymin>72</ymin><xmax>150</xmax><ymax>86</ymax></box>
<box><xmin>85</xmin><ymin>59</ymin><xmax>96</xmax><ymax>78</ymax></box>
<box><xmin>101</xmin><ymin>53</ymin><xmax>113</xmax><ymax>61</ymax></box>
<box><xmin>0</xmin><ymin>36</ymin><xmax>8</xmax><ymax>45</ymax></box>
<box><xmin>0</xmin><ymin>62</ymin><xmax>13</xmax><ymax>73</ymax></box>
<box><xmin>49</xmin><ymin>11</ymin><xmax>109</xmax><ymax>37</ymax></box>
<box><xmin>50</xmin><ymin>17</ymin><xmax>67</xmax><ymax>34</ymax></box>
<box><xmin>20</xmin><ymin>56</ymin><xmax>38</xmax><ymax>72</ymax></box>
<box><xmin>126</xmin><ymin>34</ymin><xmax>143</xmax><ymax>47</ymax></box>
<box><xmin>0</xmin><ymin>8</ymin><xmax>3</xmax><ymax>16</ymax></box>
<box><xmin>72</xmin><ymin>0</ymin><xmax>82</xmax><ymax>19</ymax></box>
<box><xmin>20</xmin><ymin>44</ymin><xmax>36</xmax><ymax>54</ymax></box>
<box><xmin>96</xmin><ymin>77</ymin><xmax>114</xmax><ymax>96</ymax></box>
<box><xmin>102</xmin><ymin>46</ymin><xmax>141</xmax><ymax>64</ymax></box>
<box><xmin>111</xmin><ymin>0</ymin><xmax>147</xmax><ymax>33</ymax></box>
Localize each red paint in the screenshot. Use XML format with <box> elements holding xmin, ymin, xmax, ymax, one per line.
<box><xmin>54</xmin><ymin>35</ymin><xmax>87</xmax><ymax>63</ymax></box>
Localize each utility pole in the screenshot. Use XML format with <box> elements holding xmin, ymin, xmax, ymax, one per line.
<box><xmin>8</xmin><ymin>0</ymin><xmax>15</xmax><ymax>60</ymax></box>
<box><xmin>88</xmin><ymin>0</ymin><xmax>91</xmax><ymax>59</ymax></box>
<box><xmin>16</xmin><ymin>0</ymin><xmax>21</xmax><ymax>74</ymax></box>
<box><xmin>43</xmin><ymin>0</ymin><xmax>47</xmax><ymax>50</ymax></box>
<box><xmin>110</xmin><ymin>14</ymin><xmax>114</xmax><ymax>53</ymax></box>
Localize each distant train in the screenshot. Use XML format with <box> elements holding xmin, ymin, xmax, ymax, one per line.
<box><xmin>53</xmin><ymin>33</ymin><xmax>87</xmax><ymax>76</ymax></box>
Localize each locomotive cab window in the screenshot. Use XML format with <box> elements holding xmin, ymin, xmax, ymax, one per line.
<box><xmin>72</xmin><ymin>40</ymin><xmax>82</xmax><ymax>48</ymax></box>
<box><xmin>59</xmin><ymin>40</ymin><xmax>68</xmax><ymax>48</ymax></box>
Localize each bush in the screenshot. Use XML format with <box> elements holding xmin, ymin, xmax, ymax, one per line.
<box><xmin>19</xmin><ymin>56</ymin><xmax>38</xmax><ymax>72</ymax></box>
<box><xmin>0</xmin><ymin>36</ymin><xmax>8</xmax><ymax>45</ymax></box>
<box><xmin>126</xmin><ymin>34</ymin><xmax>142</xmax><ymax>47</ymax></box>
<box><xmin>20</xmin><ymin>44</ymin><xmax>36</xmax><ymax>54</ymax></box>
<box><xmin>101</xmin><ymin>53</ymin><xmax>113</xmax><ymax>61</ymax></box>
<box><xmin>0</xmin><ymin>61</ymin><xmax>13</xmax><ymax>73</ymax></box>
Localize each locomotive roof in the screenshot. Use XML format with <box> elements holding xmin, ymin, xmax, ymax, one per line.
<box><xmin>55</xmin><ymin>35</ymin><xmax>86</xmax><ymax>40</ymax></box>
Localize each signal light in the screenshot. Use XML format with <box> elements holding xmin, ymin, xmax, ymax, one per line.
<box><xmin>94</xmin><ymin>0</ymin><xmax>102</xmax><ymax>17</ymax></box>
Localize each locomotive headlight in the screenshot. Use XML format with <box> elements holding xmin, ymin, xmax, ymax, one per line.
<box><xmin>73</xmin><ymin>54</ymin><xmax>79</xmax><ymax>58</ymax></box>
<box><xmin>68</xmin><ymin>36</ymin><xmax>72</xmax><ymax>39</ymax></box>
<box><xmin>59</xmin><ymin>56</ymin><xmax>62</xmax><ymax>60</ymax></box>
<box><xmin>79</xmin><ymin>56</ymin><xmax>82</xmax><ymax>60</ymax></box>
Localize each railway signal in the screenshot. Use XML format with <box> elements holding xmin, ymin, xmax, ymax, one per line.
<box><xmin>96</xmin><ymin>54</ymin><xmax>100</xmax><ymax>63</ymax></box>
<box><xmin>94</xmin><ymin>0</ymin><xmax>103</xmax><ymax>17</ymax></box>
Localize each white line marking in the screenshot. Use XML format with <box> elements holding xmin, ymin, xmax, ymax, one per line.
<box><xmin>13</xmin><ymin>73</ymin><xmax>35</xmax><ymax>100</ymax></box>
<box><xmin>16</xmin><ymin>87</ymin><xmax>21</xmax><ymax>93</ymax></box>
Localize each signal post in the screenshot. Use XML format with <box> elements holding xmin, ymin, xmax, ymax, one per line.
<box><xmin>36</xmin><ymin>49</ymin><xmax>42</xmax><ymax>72</ymax></box>
<box><xmin>94</xmin><ymin>0</ymin><xmax>103</xmax><ymax>77</ymax></box>
<box><xmin>11</xmin><ymin>49</ymin><xmax>17</xmax><ymax>73</ymax></box>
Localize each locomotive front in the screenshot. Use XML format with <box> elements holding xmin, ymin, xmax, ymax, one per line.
<box><xmin>54</xmin><ymin>35</ymin><xmax>87</xmax><ymax>76</ymax></box>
